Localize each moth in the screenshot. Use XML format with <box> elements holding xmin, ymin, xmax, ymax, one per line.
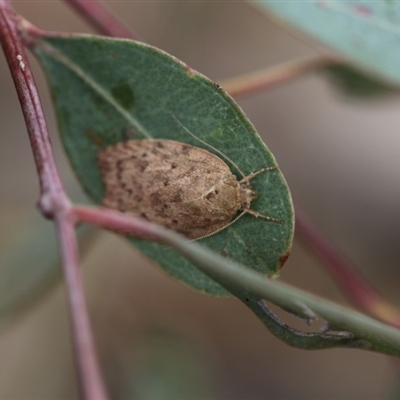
<box><xmin>98</xmin><ymin>119</ymin><xmax>282</xmax><ymax>240</ymax></box>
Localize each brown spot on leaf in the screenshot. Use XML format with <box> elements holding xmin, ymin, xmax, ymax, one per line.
<box><xmin>279</xmin><ymin>250</ymin><xmax>291</xmax><ymax>269</ymax></box>
<box><xmin>87</xmin><ymin>129</ymin><xmax>103</xmax><ymax>147</ymax></box>
<box><xmin>185</xmin><ymin>64</ymin><xmax>196</xmax><ymax>76</ymax></box>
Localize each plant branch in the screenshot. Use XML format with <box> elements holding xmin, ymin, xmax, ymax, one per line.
<box><xmin>221</xmin><ymin>56</ymin><xmax>336</xmax><ymax>98</ymax></box>
<box><xmin>56</xmin><ymin>212</ymin><xmax>108</xmax><ymax>400</ymax></box>
<box><xmin>0</xmin><ymin>2</ymin><xmax>108</xmax><ymax>399</ymax></box>
<box><xmin>64</xmin><ymin>0</ymin><xmax>141</xmax><ymax>40</ymax></box>
<box><xmin>168</xmin><ymin>232</ymin><xmax>400</xmax><ymax>356</ymax></box>
<box><xmin>0</xmin><ymin>0</ymin><xmax>63</xmax><ymax>205</ymax></box>
<box><xmin>74</xmin><ymin>205</ymin><xmax>163</xmax><ymax>241</ymax></box>
<box><xmin>72</xmin><ymin>205</ymin><xmax>400</xmax><ymax>356</ymax></box>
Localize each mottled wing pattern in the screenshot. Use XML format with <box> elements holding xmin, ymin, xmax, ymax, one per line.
<box><xmin>98</xmin><ymin>139</ymin><xmax>241</xmax><ymax>239</ymax></box>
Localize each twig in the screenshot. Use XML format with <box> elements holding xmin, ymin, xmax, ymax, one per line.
<box><xmin>74</xmin><ymin>205</ymin><xmax>400</xmax><ymax>333</ymax></box>
<box><xmin>221</xmin><ymin>56</ymin><xmax>337</xmax><ymax>98</ymax></box>
<box><xmin>60</xmin><ymin>208</ymin><xmax>400</xmax><ymax>355</ymax></box>
<box><xmin>74</xmin><ymin>205</ymin><xmax>162</xmax><ymax>241</ymax></box>
<box><xmin>56</xmin><ymin>212</ymin><xmax>108</xmax><ymax>400</ymax></box>
<box><xmin>0</xmin><ymin>1</ymin><xmax>108</xmax><ymax>399</ymax></box>
<box><xmin>0</xmin><ymin>2</ymin><xmax>63</xmax><ymax>201</ymax></box>
<box><xmin>65</xmin><ymin>0</ymin><xmax>141</xmax><ymax>40</ymax></box>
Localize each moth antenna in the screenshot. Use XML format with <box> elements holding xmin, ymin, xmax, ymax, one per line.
<box><xmin>245</xmin><ymin>209</ymin><xmax>283</xmax><ymax>224</ymax></box>
<box><xmin>171</xmin><ymin>114</ymin><xmax>246</xmax><ymax>178</ymax></box>
<box><xmin>239</xmin><ymin>166</ymin><xmax>278</xmax><ymax>184</ymax></box>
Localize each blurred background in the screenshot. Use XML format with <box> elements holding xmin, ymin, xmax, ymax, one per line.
<box><xmin>1</xmin><ymin>1</ymin><xmax>400</xmax><ymax>398</ymax></box>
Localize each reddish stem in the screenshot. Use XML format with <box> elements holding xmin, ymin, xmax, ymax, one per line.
<box><xmin>56</xmin><ymin>212</ymin><xmax>109</xmax><ymax>400</ymax></box>
<box><xmin>221</xmin><ymin>56</ymin><xmax>336</xmax><ymax>99</ymax></box>
<box><xmin>0</xmin><ymin>1</ymin><xmax>62</xmax><ymax>205</ymax></box>
<box><xmin>65</xmin><ymin>0</ymin><xmax>141</xmax><ymax>40</ymax></box>
<box><xmin>0</xmin><ymin>1</ymin><xmax>108</xmax><ymax>398</ymax></box>
<box><xmin>74</xmin><ymin>205</ymin><xmax>163</xmax><ymax>241</ymax></box>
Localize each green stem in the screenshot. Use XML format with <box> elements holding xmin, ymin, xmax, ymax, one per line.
<box><xmin>167</xmin><ymin>233</ymin><xmax>400</xmax><ymax>356</ymax></box>
<box><xmin>75</xmin><ymin>206</ymin><xmax>400</xmax><ymax>356</ymax></box>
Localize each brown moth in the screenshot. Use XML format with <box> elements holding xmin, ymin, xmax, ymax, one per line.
<box><xmin>98</xmin><ymin>122</ymin><xmax>281</xmax><ymax>240</ymax></box>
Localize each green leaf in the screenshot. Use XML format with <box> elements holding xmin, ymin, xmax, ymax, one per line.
<box><xmin>253</xmin><ymin>0</ymin><xmax>400</xmax><ymax>86</ymax></box>
<box><xmin>33</xmin><ymin>35</ymin><xmax>294</xmax><ymax>295</ymax></box>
